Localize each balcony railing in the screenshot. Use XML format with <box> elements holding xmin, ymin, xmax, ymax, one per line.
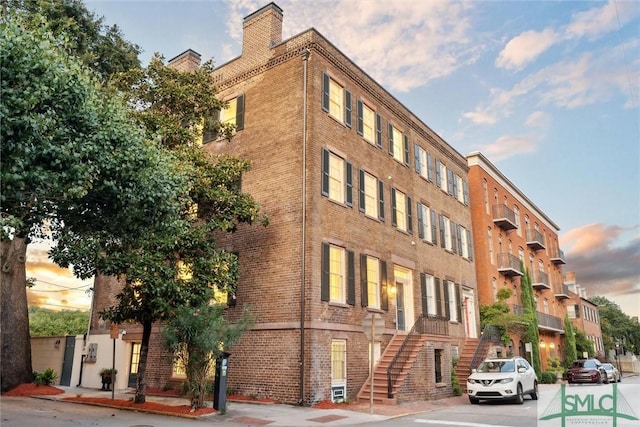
<box><xmin>414</xmin><ymin>314</ymin><xmax>449</xmax><ymax>336</ymax></box>
<box><xmin>526</xmin><ymin>229</ymin><xmax>546</xmax><ymax>251</ymax></box>
<box><xmin>555</xmin><ymin>283</ymin><xmax>570</xmax><ymax>300</ymax></box>
<box><xmin>492</xmin><ymin>204</ymin><xmax>517</xmax><ymax>231</ymax></box>
<box><xmin>532</xmin><ymin>270</ymin><xmax>551</xmax><ymax>291</ymax></box>
<box><xmin>549</xmin><ymin>247</ymin><xmax>566</xmax><ymax>265</ymax></box>
<box><xmin>497</xmin><ymin>253</ymin><xmax>523</xmax><ymax>277</ymax></box>
<box><xmin>512</xmin><ymin>305</ymin><xmax>564</xmax><ymax>332</ymax></box>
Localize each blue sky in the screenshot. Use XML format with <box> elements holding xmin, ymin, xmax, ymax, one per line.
<box><xmin>27</xmin><ymin>1</ymin><xmax>640</xmax><ymax>318</ymax></box>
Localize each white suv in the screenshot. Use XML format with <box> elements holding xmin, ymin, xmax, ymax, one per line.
<box><xmin>467</xmin><ymin>357</ymin><xmax>538</xmax><ymax>404</ymax></box>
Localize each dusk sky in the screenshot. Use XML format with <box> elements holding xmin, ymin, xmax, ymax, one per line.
<box><xmin>27</xmin><ymin>0</ymin><xmax>639</xmax><ymax>318</ymax></box>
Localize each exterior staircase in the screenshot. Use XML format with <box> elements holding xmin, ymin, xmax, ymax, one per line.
<box><xmin>356</xmin><ymin>333</ymin><xmax>429</xmax><ymax>404</ymax></box>
<box><xmin>455</xmin><ymin>337</ymin><xmax>480</xmax><ymax>391</ymax></box>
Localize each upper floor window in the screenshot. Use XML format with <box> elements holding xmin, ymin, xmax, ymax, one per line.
<box><xmin>358</xmin><ymin>169</ymin><xmax>384</xmax><ymax>220</ymax></box>
<box><xmin>322</xmin><ymin>73</ymin><xmax>351</xmax><ymax>127</ymax></box>
<box><xmin>457</xmin><ymin>224</ymin><xmax>473</xmax><ymax>259</ymax></box>
<box><xmin>357</xmin><ymin>100</ymin><xmax>379</xmax><ymax>145</ymax></box>
<box><xmin>435</xmin><ymin>160</ymin><xmax>448</xmax><ymax>193</ymax></box>
<box><xmin>417</xmin><ymin>202</ymin><xmax>437</xmax><ymax>244</ymax></box>
<box><xmin>202</xmin><ymin>94</ymin><xmax>245</xmax><ymax>143</ymax></box>
<box><xmin>322</xmin><ymin>149</ymin><xmax>353</xmax><ymax>206</ymax></box>
<box><xmin>487</xmin><ymin>228</ymin><xmax>494</xmax><ymax>264</ymax></box>
<box><xmin>388</xmin><ymin>123</ymin><xmax>408</xmax><ymax>165</ymax></box>
<box><xmin>414</xmin><ymin>145</ymin><xmax>434</xmax><ymax>182</ymax></box>
<box><xmin>452</xmin><ymin>174</ymin><xmax>469</xmax><ymax>205</ymax></box>
<box><xmin>514</xmin><ymin>205</ymin><xmax>521</xmax><ymax>236</ymax></box>
<box><xmin>445</xmin><ymin>280</ymin><xmax>460</xmax><ymax>322</ymax></box>
<box><xmin>420</xmin><ymin>273</ymin><xmax>437</xmax><ymax>315</ymax></box>
<box><xmin>391</xmin><ymin>188</ymin><xmax>412</xmax><ymax>233</ymax></box>
<box><xmin>362</xmin><ymin>255</ymin><xmax>381</xmax><ymax>309</ymax></box>
<box><xmin>439</xmin><ymin>214</ymin><xmax>454</xmax><ymax>252</ymax></box>
<box><xmin>483</xmin><ymin>179</ymin><xmax>489</xmax><ymax>214</ymax></box>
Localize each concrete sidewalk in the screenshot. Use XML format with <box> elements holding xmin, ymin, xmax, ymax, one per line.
<box><xmin>43</xmin><ymin>385</ymin><xmax>469</xmax><ymax>426</ymax></box>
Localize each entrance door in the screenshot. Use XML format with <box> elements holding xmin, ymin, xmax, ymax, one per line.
<box><xmin>59</xmin><ymin>336</ymin><xmax>75</xmax><ymax>386</ymax></box>
<box><xmin>128</xmin><ymin>342</ymin><xmax>140</xmax><ymax>388</ymax></box>
<box><xmin>462</xmin><ymin>289</ymin><xmax>478</xmax><ymax>338</ymax></box>
<box><xmin>396</xmin><ymin>282</ymin><xmax>405</xmax><ymax>331</ymax></box>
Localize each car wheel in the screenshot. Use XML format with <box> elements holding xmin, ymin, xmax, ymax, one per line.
<box><xmin>597</xmin><ymin>374</ymin><xmax>603</xmax><ymax>384</ymax></box>
<box><xmin>469</xmin><ymin>397</ymin><xmax>479</xmax><ymax>404</ymax></box>
<box><xmin>529</xmin><ymin>381</ymin><xmax>539</xmax><ymax>400</ymax></box>
<box><xmin>618</xmin><ymin>375</ymin><xmax>622</xmax><ymax>383</ymax></box>
<box><xmin>514</xmin><ymin>383</ymin><xmax>524</xmax><ymax>404</ymax></box>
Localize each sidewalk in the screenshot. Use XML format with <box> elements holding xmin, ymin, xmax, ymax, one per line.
<box><xmin>41</xmin><ymin>385</ymin><xmax>470</xmax><ymax>426</ymax></box>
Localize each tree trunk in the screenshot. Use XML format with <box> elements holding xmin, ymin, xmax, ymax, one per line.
<box><xmin>134</xmin><ymin>318</ymin><xmax>152</xmax><ymax>404</ymax></box>
<box><xmin>1</xmin><ymin>237</ymin><xmax>34</xmax><ymax>391</ymax></box>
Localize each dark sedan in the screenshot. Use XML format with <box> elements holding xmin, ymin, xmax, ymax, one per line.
<box><xmin>567</xmin><ymin>358</ymin><xmax>608</xmax><ymax>384</ymax></box>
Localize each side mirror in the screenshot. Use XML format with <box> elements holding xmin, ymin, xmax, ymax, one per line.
<box><xmin>518</xmin><ymin>367</ymin><xmax>526</xmax><ymax>373</ymax></box>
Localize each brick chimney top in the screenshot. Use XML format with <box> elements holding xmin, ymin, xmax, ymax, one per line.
<box><xmin>168</xmin><ymin>49</ymin><xmax>202</xmax><ymax>72</ymax></box>
<box><xmin>242</xmin><ymin>2</ymin><xmax>283</xmax><ymax>56</ymax></box>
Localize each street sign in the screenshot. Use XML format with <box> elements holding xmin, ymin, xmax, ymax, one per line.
<box><xmin>362</xmin><ymin>313</ymin><xmax>385</xmax><ymax>341</ymax></box>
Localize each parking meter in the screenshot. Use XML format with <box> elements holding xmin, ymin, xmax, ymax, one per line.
<box><xmin>213</xmin><ymin>352</ymin><xmax>231</xmax><ymax>411</ymax></box>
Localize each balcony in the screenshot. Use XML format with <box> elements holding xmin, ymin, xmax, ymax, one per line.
<box><xmin>492</xmin><ymin>204</ymin><xmax>518</xmax><ymax>231</ymax></box>
<box><xmin>549</xmin><ymin>248</ymin><xmax>566</xmax><ymax>265</ymax></box>
<box><xmin>497</xmin><ymin>253</ymin><xmax>523</xmax><ymax>277</ymax></box>
<box><xmin>555</xmin><ymin>283</ymin><xmax>570</xmax><ymax>300</ymax></box>
<box><xmin>532</xmin><ymin>270</ymin><xmax>551</xmax><ymax>291</ymax></box>
<box><xmin>526</xmin><ymin>229</ymin><xmax>546</xmax><ymax>251</ymax></box>
<box><xmin>512</xmin><ymin>305</ymin><xmax>564</xmax><ymax>333</ymax></box>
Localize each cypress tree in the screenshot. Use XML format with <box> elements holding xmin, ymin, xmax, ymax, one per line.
<box><xmin>564</xmin><ymin>314</ymin><xmax>577</xmax><ymax>368</ymax></box>
<box><xmin>520</xmin><ymin>262</ymin><xmax>541</xmax><ymax>377</ymax></box>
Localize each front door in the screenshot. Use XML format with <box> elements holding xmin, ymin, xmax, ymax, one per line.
<box><xmin>59</xmin><ymin>336</ymin><xmax>75</xmax><ymax>386</ymax></box>
<box><xmin>396</xmin><ymin>282</ymin><xmax>405</xmax><ymax>331</ymax></box>
<box><xmin>128</xmin><ymin>342</ymin><xmax>140</xmax><ymax>388</ymax></box>
<box><xmin>462</xmin><ymin>288</ymin><xmax>478</xmax><ymax>338</ymax></box>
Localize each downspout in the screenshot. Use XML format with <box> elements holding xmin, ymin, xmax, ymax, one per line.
<box><xmin>299</xmin><ymin>47</ymin><xmax>311</xmax><ymax>406</ymax></box>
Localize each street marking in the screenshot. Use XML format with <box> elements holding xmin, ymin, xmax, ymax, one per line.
<box><xmin>415</xmin><ymin>420</ymin><xmax>516</xmax><ymax>427</ymax></box>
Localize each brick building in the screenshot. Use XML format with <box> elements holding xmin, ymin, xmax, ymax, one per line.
<box><xmin>466</xmin><ymin>151</ymin><xmax>568</xmax><ymax>371</ymax></box>
<box><xmin>564</xmin><ymin>272</ymin><xmax>604</xmax><ymax>358</ymax></box>
<box><xmin>84</xmin><ymin>2</ymin><xmax>478</xmax><ymax>405</ymax></box>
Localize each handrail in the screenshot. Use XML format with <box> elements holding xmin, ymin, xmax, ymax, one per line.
<box><xmin>386</xmin><ymin>314</ymin><xmax>449</xmax><ymax>398</ymax></box>
<box><xmin>468</xmin><ymin>325</ymin><xmax>501</xmax><ymax>373</ymax></box>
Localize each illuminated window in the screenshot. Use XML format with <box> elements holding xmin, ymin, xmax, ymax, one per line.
<box><xmin>365</xmin><ymin>255</ymin><xmax>380</xmax><ymax>309</ymax></box>
<box><xmin>322</xmin><ymin>73</ymin><xmax>351</xmax><ymax>127</ymax></box>
<box><xmin>359</xmin><ymin>170</ymin><xmax>382</xmax><ymax>218</ymax></box>
<box><xmin>392</xmin><ymin>188</ymin><xmax>412</xmax><ymax>233</ymax></box>
<box><xmin>331</xmin><ymin>340</ymin><xmax>347</xmax><ymax>384</ymax></box>
<box><xmin>417</xmin><ymin>203</ymin><xmax>436</xmax><ymax>244</ymax></box>
<box><xmin>202</xmin><ymin>95</ymin><xmax>245</xmax><ymax>143</ymax></box>
<box><xmin>388</xmin><ymin>123</ymin><xmax>405</xmax><ymax>164</ymax></box>
<box><xmin>322</xmin><ymin>149</ymin><xmax>353</xmax><ymax>206</ymax></box>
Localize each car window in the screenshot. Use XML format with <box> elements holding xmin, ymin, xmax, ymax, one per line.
<box><xmin>571</xmin><ymin>361</ymin><xmax>584</xmax><ymax>368</ymax></box>
<box><xmin>500</xmin><ymin>361</ymin><xmax>515</xmax><ymax>372</ymax></box>
<box><xmin>584</xmin><ymin>360</ymin><xmax>596</xmax><ymax>368</ymax></box>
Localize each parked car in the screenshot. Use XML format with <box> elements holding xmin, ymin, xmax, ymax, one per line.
<box><xmin>467</xmin><ymin>357</ymin><xmax>538</xmax><ymax>404</ymax></box>
<box><xmin>601</xmin><ymin>363</ymin><xmax>621</xmax><ymax>383</ymax></box>
<box><xmin>567</xmin><ymin>358</ymin><xmax>608</xmax><ymax>384</ymax></box>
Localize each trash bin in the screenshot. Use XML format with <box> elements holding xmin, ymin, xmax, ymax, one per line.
<box><xmin>213</xmin><ymin>352</ymin><xmax>231</xmax><ymax>411</ymax></box>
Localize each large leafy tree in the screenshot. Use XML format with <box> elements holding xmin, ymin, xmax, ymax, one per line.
<box><xmin>0</xmin><ymin>12</ymin><xmax>173</xmax><ymax>391</ymax></box>
<box><xmin>29</xmin><ymin>307</ymin><xmax>89</xmax><ymax>337</ymax></box>
<box><xmin>590</xmin><ymin>296</ymin><xmax>640</xmax><ymax>355</ymax></box>
<box><xmin>479</xmin><ymin>287</ymin><xmax>526</xmax><ymax>347</ymax></box>
<box><xmin>519</xmin><ymin>264</ymin><xmax>541</xmax><ymax>377</ymax></box>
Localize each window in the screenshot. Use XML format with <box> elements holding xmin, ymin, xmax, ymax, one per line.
<box><xmin>514</xmin><ymin>205</ymin><xmax>521</xmax><ymax>236</ymax></box>
<box><xmin>357</xmin><ymin>100</ymin><xmax>376</xmax><ymax>144</ymax></box>
<box><xmin>420</xmin><ymin>273</ymin><xmax>437</xmax><ymax>315</ymax></box>
<box><xmin>321</xmin><ymin>243</ymin><xmax>355</xmax><ymax>304</ymax></box>
<box><xmin>331</xmin><ymin>340</ymin><xmax>347</xmax><ymax>384</ymax></box>
<box><xmin>439</xmin><ymin>214</ymin><xmax>454</xmax><ymax>251</ymax></box>
<box><xmin>202</xmin><ymin>94</ymin><xmax>245</xmax><ymax>143</ymax></box>
<box><xmin>435</xmin><ymin>160</ymin><xmax>448</xmax><ymax>192</ymax></box>
<box><xmin>487</xmin><ymin>228</ymin><xmax>494</xmax><ymax>264</ymax></box>
<box><xmin>452</xmin><ymin>174</ymin><xmax>469</xmax><ymax>205</ymax></box>
<box><xmin>417</xmin><ymin>202</ymin><xmax>437</xmax><ymax>244</ymax></box>
<box><xmin>434</xmin><ymin>349</ymin><xmax>443</xmax><ymax>383</ymax></box>
<box><xmin>322</xmin><ymin>149</ymin><xmax>353</xmax><ymax>206</ymax></box>
<box><xmin>445</xmin><ymin>280</ymin><xmax>460</xmax><ymax>322</ymax></box>
<box><xmin>322</xmin><ymin>73</ymin><xmax>351</xmax><ymax>127</ymax></box>
<box><xmin>391</xmin><ymin>188</ymin><xmax>412</xmax><ymax>233</ymax></box>
<box><xmin>358</xmin><ymin>169</ymin><xmax>384</xmax><ymax>220</ymax></box>
<box><xmin>388</xmin><ymin>123</ymin><xmax>408</xmax><ymax>165</ymax></box>
<box><xmin>483</xmin><ymin>179</ymin><xmax>489</xmax><ymax>214</ymax></box>
<box><xmin>457</xmin><ymin>224</ymin><xmax>473</xmax><ymax>259</ymax></box>
<box><xmin>492</xmin><ymin>278</ymin><xmax>498</xmax><ymax>300</ymax></box>
<box><xmin>414</xmin><ymin>145</ymin><xmax>434</xmax><ymax>181</ymax></box>
<box><xmin>361</xmin><ymin>255</ymin><xmax>380</xmax><ymax>309</ymax></box>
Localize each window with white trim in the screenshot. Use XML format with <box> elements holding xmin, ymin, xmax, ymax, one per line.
<box><xmin>331</xmin><ymin>340</ymin><xmax>347</xmax><ymax>384</ymax></box>
<box><xmin>435</xmin><ymin>159</ymin><xmax>448</xmax><ymax>192</ymax></box>
<box><xmin>328</xmin><ymin>245</ymin><xmax>346</xmax><ymax>303</ymax></box>
<box><xmin>366</xmin><ymin>256</ymin><xmax>380</xmax><ymax>309</ymax></box>
<box><xmin>322</xmin><ymin>73</ymin><xmax>352</xmax><ymax>127</ymax></box>
<box><xmin>389</xmin><ymin>124</ymin><xmax>404</xmax><ymax>164</ymax></box>
<box><xmin>447</xmin><ymin>280</ymin><xmax>459</xmax><ymax>322</ymax></box>
<box><xmin>359</xmin><ymin>169</ymin><xmax>383</xmax><ymax>219</ymax></box>
<box><xmin>321</xmin><ymin>149</ymin><xmax>352</xmax><ymax>206</ymax></box>
<box><xmin>358</xmin><ymin>101</ymin><xmax>376</xmax><ymax>144</ymax></box>
<box><xmin>458</xmin><ymin>224</ymin><xmax>470</xmax><ymax>259</ymax></box>
<box><xmin>414</xmin><ymin>145</ymin><xmax>433</xmax><ymax>181</ymax></box>
<box><xmin>422</xmin><ymin>273</ymin><xmax>436</xmax><ymax>315</ymax></box>
<box><xmin>417</xmin><ymin>202</ymin><xmax>437</xmax><ymax>244</ymax></box>
<box><xmin>392</xmin><ymin>188</ymin><xmax>412</xmax><ymax>233</ymax></box>
<box><xmin>439</xmin><ymin>214</ymin><xmax>453</xmax><ymax>251</ymax></box>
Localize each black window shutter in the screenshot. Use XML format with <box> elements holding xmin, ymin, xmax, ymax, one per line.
<box><xmin>322</xmin><ymin>72</ymin><xmax>330</xmax><ymax>112</ymax></box>
<box><xmin>376</xmin><ymin>114</ymin><xmax>382</xmax><ymax>148</ymax></box>
<box><xmin>452</xmin><ymin>174</ymin><xmax>459</xmax><ymax>199</ymax></box>
<box><xmin>439</xmin><ymin>214</ymin><xmax>445</xmax><ymax>248</ymax></box>
<box><xmin>321</xmin><ymin>243</ymin><xmax>330</xmax><ymax>301</ymax></box>
<box><xmin>417</xmin><ymin>203</ymin><xmax>425</xmax><ymax>239</ymax></box>
<box><xmin>420</xmin><ymin>273</ymin><xmax>428</xmax><ymax>315</ymax></box>
<box><xmin>407</xmin><ymin>195</ymin><xmax>413</xmax><ymax>234</ymax></box>
<box><xmin>360</xmin><ymin>254</ymin><xmax>368</xmax><ymax>307</ymax></box>
<box><xmin>463</xmin><ymin>180</ymin><xmax>470</xmax><ymax>205</ymax></box>
<box><xmin>435</xmin><ymin>159</ymin><xmax>442</xmax><ymax>187</ymax></box>
<box><xmin>381</xmin><ymin>261</ymin><xmax>388</xmax><ymax>310</ymax></box>
<box><xmin>391</xmin><ymin>188</ymin><xmax>397</xmax><ymax>227</ymax></box>
<box><xmin>321</xmin><ymin>148</ymin><xmax>329</xmax><ymax>196</ymax></box>
<box><xmin>358</xmin><ymin>169</ymin><xmax>365</xmax><ymax>212</ymax></box>
<box><xmin>444</xmin><ymin>281</ymin><xmax>450</xmax><ymax>319</ymax></box>
<box><xmin>434</xmin><ymin>277</ymin><xmax>442</xmax><ymax>316</ymax></box>
<box><xmin>450</xmin><ymin>221</ymin><xmax>457</xmax><ymax>253</ymax></box>
<box><xmin>345</xmin><ymin>161</ymin><xmax>353</xmax><ymax>207</ymax></box>
<box><xmin>347</xmin><ymin>250</ymin><xmax>355</xmax><ymax>305</ymax></box>
<box><xmin>388</xmin><ymin>122</ymin><xmax>393</xmax><ymax>155</ymax></box>
<box><xmin>467</xmin><ymin>229</ymin><xmax>474</xmax><ymax>260</ymax></box>
<box><xmin>427</xmin><ymin>153</ymin><xmax>434</xmax><ymax>182</ymax></box>
<box><xmin>455</xmin><ymin>283</ymin><xmax>462</xmax><ymax>322</ymax></box>
<box><xmin>344</xmin><ymin>90</ymin><xmax>352</xmax><ymax>128</ymax></box>
<box><xmin>457</xmin><ymin>224</ymin><xmax>463</xmax><ymax>255</ymax></box>
<box><xmin>403</xmin><ymin>135</ymin><xmax>410</xmax><ymax>166</ymax></box>
<box><xmin>378</xmin><ymin>180</ymin><xmax>385</xmax><ymax>222</ymax></box>
<box><xmin>414</xmin><ymin>143</ymin><xmax>421</xmax><ymax>174</ymax></box>
<box><xmin>431</xmin><ymin>209</ymin><xmax>437</xmax><ymax>244</ymax></box>
<box><xmin>357</xmin><ymin>100</ymin><xmax>363</xmax><ymax>136</ymax></box>
<box><xmin>235</xmin><ymin>94</ymin><xmax>245</xmax><ymax>131</ymax></box>
<box><xmin>447</xmin><ymin>168</ymin><xmax>454</xmax><ymax>195</ymax></box>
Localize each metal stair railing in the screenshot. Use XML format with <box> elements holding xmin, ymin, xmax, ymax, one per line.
<box><xmin>468</xmin><ymin>325</ymin><xmax>502</xmax><ymax>374</ymax></box>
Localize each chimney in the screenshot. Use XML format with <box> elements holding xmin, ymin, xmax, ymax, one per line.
<box><xmin>168</xmin><ymin>49</ymin><xmax>202</xmax><ymax>72</ymax></box>
<box><xmin>242</xmin><ymin>2</ymin><xmax>283</xmax><ymax>57</ymax></box>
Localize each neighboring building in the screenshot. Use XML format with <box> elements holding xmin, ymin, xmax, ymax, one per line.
<box><xmin>160</xmin><ymin>2</ymin><xmax>477</xmax><ymax>405</ymax></box>
<box><xmin>564</xmin><ymin>272</ymin><xmax>604</xmax><ymax>359</ymax></box>
<box><xmin>466</xmin><ymin>152</ymin><xmax>568</xmax><ymax>371</ymax></box>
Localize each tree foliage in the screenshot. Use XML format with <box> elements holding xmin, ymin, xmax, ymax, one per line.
<box><xmin>575</xmin><ymin>329</ymin><xmax>595</xmax><ymax>358</ymax></box>
<box><xmin>519</xmin><ymin>263</ymin><xmax>541</xmax><ymax>377</ymax></box>
<box><xmin>563</xmin><ymin>314</ymin><xmax>577</xmax><ymax>368</ymax></box>
<box><xmin>479</xmin><ymin>287</ymin><xmax>526</xmax><ymax>347</ymax></box>
<box><xmin>29</xmin><ymin>307</ymin><xmax>90</xmax><ymax>337</ymax></box>
<box><xmin>590</xmin><ymin>295</ymin><xmax>640</xmax><ymax>355</ymax></box>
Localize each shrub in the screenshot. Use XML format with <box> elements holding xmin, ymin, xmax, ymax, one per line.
<box><xmin>540</xmin><ymin>371</ymin><xmax>557</xmax><ymax>384</ymax></box>
<box><xmin>451</xmin><ymin>357</ymin><xmax>463</xmax><ymax>396</ymax></box>
<box><xmin>34</xmin><ymin>368</ymin><xmax>58</xmax><ymax>386</ymax></box>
